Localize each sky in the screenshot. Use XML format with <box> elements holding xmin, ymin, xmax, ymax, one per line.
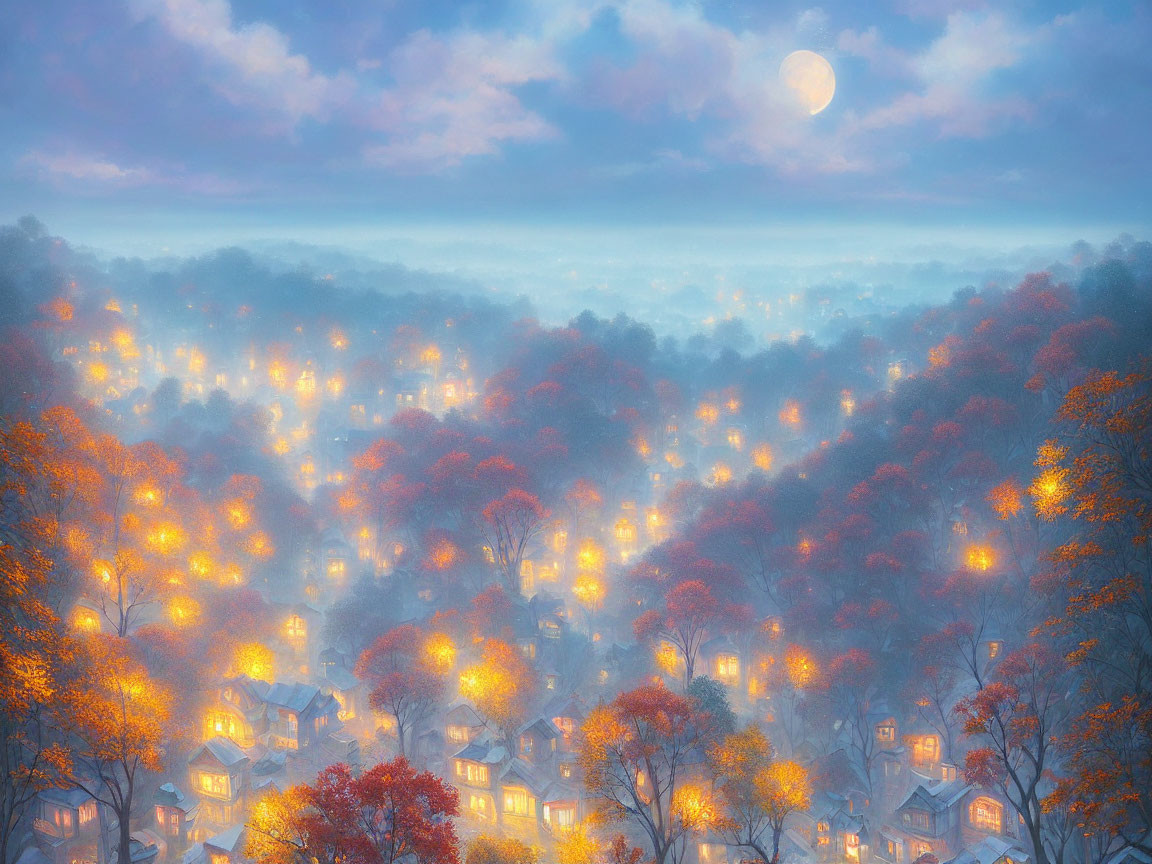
<box><xmin>2</xmin><ymin>0</ymin><xmax>1150</xmax><ymax>266</ymax></box>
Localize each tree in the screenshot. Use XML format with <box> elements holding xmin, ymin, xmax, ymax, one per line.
<box><xmin>686</xmin><ymin>676</ymin><xmax>736</xmax><ymax>744</ymax></box>
<box><xmin>480</xmin><ymin>489</ymin><xmax>548</xmax><ymax>594</ymax></box>
<box><xmin>247</xmin><ymin>760</ymin><xmax>460</xmax><ymax>864</ymax></box>
<box><xmin>57</xmin><ymin>636</ymin><xmax>172</xmax><ymax>864</ymax></box>
<box><xmin>634</xmin><ymin>580</ymin><xmax>721</xmax><ymax>688</ymax></box>
<box><xmin>956</xmin><ymin>644</ymin><xmax>1070</xmax><ymax>864</ymax></box>
<box><xmin>577</xmin><ymin>683</ymin><xmax>706</xmax><ymax>864</ymax></box>
<box><xmin>0</xmin><ymin>543</ymin><xmax>72</xmax><ymax>864</ymax></box>
<box><xmin>458</xmin><ymin>639</ymin><xmax>537</xmax><ymax>747</ymax></box>
<box><xmin>356</xmin><ymin>625</ymin><xmax>446</xmax><ymax>757</ymax></box>
<box><xmin>1032</xmin><ymin>369</ymin><xmax>1152</xmax><ymax>852</ymax></box>
<box><xmin>464</xmin><ymin>835</ymin><xmax>539</xmax><ymax>864</ymax></box>
<box><xmin>709</xmin><ymin>725</ymin><xmax>811</xmax><ymax>864</ymax></box>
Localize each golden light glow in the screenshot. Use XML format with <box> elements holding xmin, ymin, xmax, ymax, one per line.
<box><xmin>785</xmin><ymin>645</ymin><xmax>816</xmax><ymax>688</ymax></box>
<box><xmin>134</xmin><ymin>485</ymin><xmax>160</xmax><ymax>507</ymax></box>
<box><xmin>672</xmin><ymin>784</ymin><xmax>716</xmax><ymax>832</ymax></box>
<box><xmin>840</xmin><ymin>390</ymin><xmax>856</xmax><ymax>416</ymax></box>
<box><xmin>779</xmin><ymin>400</ymin><xmax>802</xmax><ymax>429</ymax></box>
<box><xmin>330</xmin><ymin>330</ymin><xmax>348</xmax><ymax>350</ymax></box>
<box><xmin>246</xmin><ymin>532</ymin><xmax>274</xmax><ymax>559</ymax></box>
<box><xmin>725</xmin><ymin>396</ymin><xmax>742</xmax><ymax>414</ymax></box>
<box><xmin>325</xmin><ymin>375</ymin><xmax>344</xmax><ymax>397</ymax></box>
<box><xmin>887</xmin><ymin>361</ymin><xmax>904</xmax><ymax>384</ymax></box>
<box><xmin>72</xmin><ymin>607</ymin><xmax>101</xmax><ymax>633</ymax></box>
<box><xmin>696</xmin><ymin>402</ymin><xmax>719</xmax><ymax>425</ymax></box>
<box><xmin>573</xmin><ymin>574</ymin><xmax>605</xmax><ymax>609</ymax></box>
<box><xmin>421</xmin><ymin>345</ymin><xmax>442</xmax><ymax>366</ymax></box>
<box><xmin>188</xmin><ymin>348</ymin><xmax>205</xmax><ymax>376</ymax></box>
<box><xmin>779</xmin><ymin>50</ymin><xmax>835</xmax><ymax>115</ymax></box>
<box><xmin>1030</xmin><ymin>467</ymin><xmax>1070</xmax><ymax>521</ymax></box>
<box><xmin>425</xmin><ymin>633</ymin><xmax>456</xmax><ymax>674</ymax></box>
<box><xmin>188</xmin><ymin>552</ymin><xmax>214</xmax><ymax>580</ymax></box>
<box><xmin>426</xmin><ymin>538</ymin><xmax>459</xmax><ymax>570</ymax></box>
<box><xmin>168</xmin><ymin>596</ymin><xmax>201</xmax><ymax>627</ymax></box>
<box><xmin>576</xmin><ymin>539</ymin><xmax>605</xmax><ymax>574</ymax></box>
<box><xmin>655</xmin><ymin>642</ymin><xmax>679</xmax><ymax>676</ymax></box>
<box><xmin>710</xmin><ymin>463</ymin><xmax>732</xmax><ymax>486</ymax></box>
<box><xmin>634</xmin><ymin>435</ymin><xmax>652</xmax><ymax>458</ymax></box>
<box><xmin>268</xmin><ymin>361</ymin><xmax>288</xmax><ymax>389</ymax></box>
<box><xmin>88</xmin><ymin>361</ymin><xmax>110</xmax><ymax>383</ymax></box>
<box><xmin>234</xmin><ymin>642</ymin><xmax>274</xmax><ymax>681</ymax></box>
<box><xmin>966</xmin><ymin>545</ymin><xmax>995</xmax><ymax>573</ymax></box>
<box><xmin>752</xmin><ymin>443</ymin><xmax>774</xmax><ymax>472</ymax></box>
<box><xmin>147</xmin><ymin>523</ymin><xmax>186</xmax><ymax>555</ymax></box>
<box><xmin>295</xmin><ymin>369</ymin><xmax>316</xmax><ymax>399</ymax></box>
<box><xmin>271</xmin><ymin>437</ymin><xmax>291</xmax><ymax>457</ymax></box>
<box><xmin>726</xmin><ymin>428</ymin><xmax>744</xmax><ymax>451</ymax></box>
<box><xmin>225</xmin><ymin>500</ymin><xmax>250</xmax><ymax>530</ymax></box>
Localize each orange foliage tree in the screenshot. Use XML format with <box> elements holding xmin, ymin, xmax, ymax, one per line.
<box><xmin>577</xmin><ymin>683</ymin><xmax>707</xmax><ymax>864</ymax></box>
<box><xmin>458</xmin><ymin>639</ymin><xmax>537</xmax><ymax>747</ymax></box>
<box><xmin>1033</xmin><ymin>369</ymin><xmax>1152</xmax><ymax>852</ymax></box>
<box><xmin>708</xmin><ymin>725</ymin><xmax>811</xmax><ymax>864</ymax></box>
<box><xmin>56</xmin><ymin>636</ymin><xmax>173</xmax><ymax>864</ymax></box>
<box><xmin>246</xmin><ymin>760</ymin><xmax>460</xmax><ymax>864</ymax></box>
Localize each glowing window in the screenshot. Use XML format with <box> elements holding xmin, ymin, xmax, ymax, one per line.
<box><xmin>502</xmin><ymin>786</ymin><xmax>535</xmax><ymax>817</ymax></box>
<box><xmin>969</xmin><ymin>797</ymin><xmax>1003</xmax><ymax>833</ymax></box>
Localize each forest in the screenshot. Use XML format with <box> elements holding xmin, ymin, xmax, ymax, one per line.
<box><xmin>2</xmin><ymin>215</ymin><xmax>1150</xmax><ymax>864</ymax></box>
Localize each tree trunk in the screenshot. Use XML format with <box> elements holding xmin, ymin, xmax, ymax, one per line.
<box><xmin>117</xmin><ymin>809</ymin><xmax>132</xmax><ymax>864</ymax></box>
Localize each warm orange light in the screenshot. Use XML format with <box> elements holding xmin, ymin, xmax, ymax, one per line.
<box><xmin>710</xmin><ymin>463</ymin><xmax>732</xmax><ymax>486</ymax></box>
<box><xmin>426</xmin><ymin>538</ymin><xmax>459</xmax><ymax>570</ymax></box>
<box><xmin>188</xmin><ymin>552</ymin><xmax>214</xmax><ymax>580</ymax></box>
<box><xmin>672</xmin><ymin>785</ymin><xmax>715</xmax><ymax>832</ymax></box>
<box><xmin>271</xmin><ymin>438</ymin><xmax>290</xmax><ymax>457</ymax></box>
<box><xmin>234</xmin><ymin>642</ymin><xmax>274</xmax><ymax>681</ymax></box>
<box><xmin>576</xmin><ymin>539</ymin><xmax>605</xmax><ymax>574</ymax></box>
<box><xmin>268</xmin><ymin>361</ymin><xmax>288</xmax><ymax>389</ymax></box>
<box><xmin>725</xmin><ymin>396</ymin><xmax>742</xmax><ymax>414</ymax></box>
<box><xmin>1030</xmin><ymin>467</ymin><xmax>1070</xmax><ymax>521</ymax></box>
<box><xmin>188</xmin><ymin>348</ymin><xmax>205</xmax><ymax>376</ymax></box>
<box><xmin>225</xmin><ymin>500</ymin><xmax>250</xmax><ymax>530</ymax></box>
<box><xmin>295</xmin><ymin>369</ymin><xmax>316</xmax><ymax>399</ymax></box>
<box><xmin>726</xmin><ymin>428</ymin><xmax>744</xmax><ymax>451</ymax></box>
<box><xmin>785</xmin><ymin>645</ymin><xmax>816</xmax><ymax>688</ymax></box>
<box><xmin>49</xmin><ymin>298</ymin><xmax>75</xmax><ymax>321</ymax></box>
<box><xmin>330</xmin><ymin>330</ymin><xmax>348</xmax><ymax>350</ymax></box>
<box><xmin>655</xmin><ymin>642</ymin><xmax>679</xmax><ymax>676</ymax></box>
<box><xmin>88</xmin><ymin>362</ymin><xmax>110</xmax><ymax>383</ymax></box>
<box><xmin>888</xmin><ymin>361</ymin><xmax>904</xmax><ymax>383</ymax></box>
<box><xmin>245</xmin><ymin>532</ymin><xmax>274</xmax><ymax>559</ymax></box>
<box><xmin>573</xmin><ymin>574</ymin><xmax>604</xmax><ymax>609</ymax></box>
<box><xmin>425</xmin><ymin>633</ymin><xmax>456</xmax><ymax>674</ymax></box>
<box><xmin>779</xmin><ymin>400</ymin><xmax>802</xmax><ymax>429</ymax></box>
<box><xmin>966</xmin><ymin>545</ymin><xmax>995</xmax><ymax>573</ymax></box>
<box><xmin>325</xmin><ymin>375</ymin><xmax>344</xmax><ymax>397</ymax></box>
<box><xmin>696</xmin><ymin>402</ymin><xmax>719</xmax><ymax>425</ymax></box>
<box><xmin>634</xmin><ymin>436</ymin><xmax>652</xmax><ymax>458</ymax></box>
<box><xmin>421</xmin><ymin>345</ymin><xmax>442</xmax><ymax>366</ymax></box>
<box><xmin>146</xmin><ymin>523</ymin><xmax>186</xmax><ymax>555</ymax></box>
<box><xmin>840</xmin><ymin>390</ymin><xmax>855</xmax><ymax>416</ymax></box>
<box><xmin>134</xmin><ymin>485</ymin><xmax>160</xmax><ymax>507</ymax></box>
<box><xmin>168</xmin><ymin>596</ymin><xmax>201</xmax><ymax>627</ymax></box>
<box><xmin>752</xmin><ymin>444</ymin><xmax>774</xmax><ymax>472</ymax></box>
<box><xmin>72</xmin><ymin>607</ymin><xmax>101</xmax><ymax>633</ymax></box>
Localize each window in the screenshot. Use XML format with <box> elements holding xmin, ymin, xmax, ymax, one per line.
<box><xmin>502</xmin><ymin>786</ymin><xmax>535</xmax><ymax>817</ymax></box>
<box><xmin>941</xmin><ymin>763</ymin><xmax>958</xmax><ymax>781</ymax></box>
<box><xmin>209</xmin><ymin>711</ymin><xmax>237</xmax><ymax>739</ymax></box>
<box><xmin>454</xmin><ymin>761</ymin><xmax>488</xmax><ymax>785</ymax></box>
<box><xmin>902</xmin><ymin>810</ymin><xmax>931</xmax><ymax>831</ymax></box>
<box><xmin>79</xmin><ymin>801</ymin><xmax>96</xmax><ymax>826</ymax></box>
<box><xmin>286</xmin><ymin>615</ymin><xmax>306</xmax><ymax>640</ymax></box>
<box><xmin>49</xmin><ymin>806</ymin><xmax>74</xmax><ymax>837</ymax></box>
<box><xmin>912</xmin><ymin>843</ymin><xmax>932</xmax><ymax>859</ymax></box>
<box><xmin>559</xmin><ymin>763</ymin><xmax>572</xmax><ymax>779</ymax></box>
<box><xmin>910</xmin><ymin>735</ymin><xmax>940</xmax><ymax>767</ymax></box>
<box><xmin>210</xmin><ymin>854</ymin><xmax>230</xmax><ymax>864</ymax></box>
<box><xmin>545</xmin><ymin>804</ymin><xmax>575</xmax><ymax>828</ymax></box>
<box><xmin>519</xmin><ymin>641</ymin><xmax>536</xmax><ymax>659</ymax></box>
<box><xmin>969</xmin><ymin>797</ymin><xmax>1004</xmax><ymax>833</ymax></box>
<box><xmin>546</xmin><ymin>674</ymin><xmax>558</xmax><ymax>690</ymax></box>
<box><xmin>876</xmin><ymin>722</ymin><xmax>896</xmax><ymax>742</ymax></box>
<box><xmin>716</xmin><ymin>654</ymin><xmax>739</xmax><ymax>683</ymax></box>
<box><xmin>286</xmin><ymin>714</ymin><xmax>298</xmax><ymax>739</ymax></box>
<box><xmin>988</xmin><ymin>641</ymin><xmax>1002</xmax><ymax>659</ymax></box>
<box><xmin>198</xmin><ymin>772</ymin><xmax>230</xmax><ymax>798</ymax></box>
<box><xmin>468</xmin><ymin>795</ymin><xmax>488</xmax><ymax>818</ymax></box>
<box><xmin>887</xmin><ymin>840</ymin><xmax>904</xmax><ymax>863</ymax></box>
<box><xmin>817</xmin><ymin>838</ymin><xmax>830</xmax><ymax>847</ymax></box>
<box><xmin>446</xmin><ymin>724</ymin><xmax>469</xmax><ymax>744</ymax></box>
<box><xmin>520</xmin><ymin>735</ymin><xmax>534</xmax><ymax>757</ymax></box>
<box><xmin>698</xmin><ymin>843</ymin><xmax>726</xmax><ymax>864</ymax></box>
<box><xmin>817</xmin><ymin>821</ymin><xmax>829</xmax><ymax>833</ymax></box>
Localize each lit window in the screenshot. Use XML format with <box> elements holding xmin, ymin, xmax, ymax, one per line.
<box><xmin>716</xmin><ymin>654</ymin><xmax>739</xmax><ymax>683</ymax></box>
<box><xmin>446</xmin><ymin>725</ymin><xmax>469</xmax><ymax>744</ymax></box>
<box><xmin>876</xmin><ymin>723</ymin><xmax>896</xmax><ymax>742</ymax></box>
<box><xmin>969</xmin><ymin>797</ymin><xmax>1004</xmax><ymax>833</ymax></box>
<box><xmin>502</xmin><ymin>787</ymin><xmax>535</xmax><ymax>817</ymax></box>
<box><xmin>520</xmin><ymin>736</ymin><xmax>534</xmax><ymax>756</ymax></box>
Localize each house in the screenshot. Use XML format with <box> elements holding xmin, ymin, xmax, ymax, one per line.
<box><xmin>200</xmin><ymin>825</ymin><xmax>247</xmax><ymax>864</ymax></box>
<box><xmin>322</xmin><ymin>665</ymin><xmax>364</xmax><ymax>728</ymax></box>
<box><xmin>514</xmin><ymin>717</ymin><xmax>561</xmax><ymax>767</ymax></box>
<box><xmin>452</xmin><ymin>737</ymin><xmax>506</xmax><ymax>825</ymax></box>
<box><xmin>187</xmin><ymin>737</ymin><xmax>249</xmax><ymax>829</ymax></box>
<box><xmin>443</xmin><ymin>702</ymin><xmax>486</xmax><ymax>758</ymax></box>
<box><xmin>497</xmin><ymin>759</ymin><xmax>550</xmax><ymax>842</ymax></box>
<box><xmin>262</xmin><ymin>682</ymin><xmax>341</xmax><ymax>750</ymax></box>
<box><xmin>882</xmin><ymin>777</ymin><xmax>1021</xmax><ymax>864</ymax></box>
<box><xmin>32</xmin><ymin>788</ymin><xmax>114</xmax><ymax>864</ymax></box>
<box><xmin>943</xmin><ymin>836</ymin><xmax>1031</xmax><ymax>864</ymax></box>
<box><xmin>699</xmin><ymin>635</ymin><xmax>744</xmax><ymax>691</ymax></box>
<box><xmin>153</xmin><ymin>783</ymin><xmax>200</xmax><ymax>851</ymax></box>
<box><xmin>204</xmin><ymin>677</ymin><xmax>268</xmax><ymax>747</ymax></box>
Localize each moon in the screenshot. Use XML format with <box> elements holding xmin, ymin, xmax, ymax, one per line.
<box><xmin>779</xmin><ymin>50</ymin><xmax>836</xmax><ymax>115</ymax></box>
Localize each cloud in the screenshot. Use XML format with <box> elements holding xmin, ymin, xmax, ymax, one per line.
<box><xmin>361</xmin><ymin>29</ymin><xmax>564</xmax><ymax>171</ymax></box>
<box><xmin>21</xmin><ymin>149</ymin><xmax>252</xmax><ymax>195</ymax></box>
<box><xmin>22</xmin><ymin>151</ymin><xmax>151</xmax><ymax>184</ymax></box>
<box><xmin>130</xmin><ymin>0</ymin><xmax>354</xmax><ymax>126</ymax></box>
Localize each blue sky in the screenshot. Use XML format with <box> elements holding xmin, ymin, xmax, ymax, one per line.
<box><xmin>2</xmin><ymin>0</ymin><xmax>1150</xmax><ymax>252</ymax></box>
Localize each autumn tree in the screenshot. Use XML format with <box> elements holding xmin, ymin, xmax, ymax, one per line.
<box><xmin>577</xmin><ymin>683</ymin><xmax>706</xmax><ymax>864</ymax></box>
<box><xmin>356</xmin><ymin>625</ymin><xmax>446</xmax><ymax>757</ymax></box>
<box><xmin>480</xmin><ymin>489</ymin><xmax>548</xmax><ymax>594</ymax></box>
<box><xmin>1032</xmin><ymin>369</ymin><xmax>1152</xmax><ymax>851</ymax></box>
<box><xmin>57</xmin><ymin>636</ymin><xmax>173</xmax><ymax>864</ymax></box>
<box><xmin>955</xmin><ymin>644</ymin><xmax>1070</xmax><ymax>864</ymax></box>
<box><xmin>634</xmin><ymin>580</ymin><xmax>721</xmax><ymax>688</ymax></box>
<box><xmin>458</xmin><ymin>639</ymin><xmax>537</xmax><ymax>747</ymax></box>
<box><xmin>708</xmin><ymin>725</ymin><xmax>811</xmax><ymax>864</ymax></box>
<box><xmin>247</xmin><ymin>760</ymin><xmax>460</xmax><ymax>864</ymax></box>
<box><xmin>0</xmin><ymin>543</ymin><xmax>72</xmax><ymax>864</ymax></box>
<box><xmin>465</xmin><ymin>835</ymin><xmax>540</xmax><ymax>864</ymax></box>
